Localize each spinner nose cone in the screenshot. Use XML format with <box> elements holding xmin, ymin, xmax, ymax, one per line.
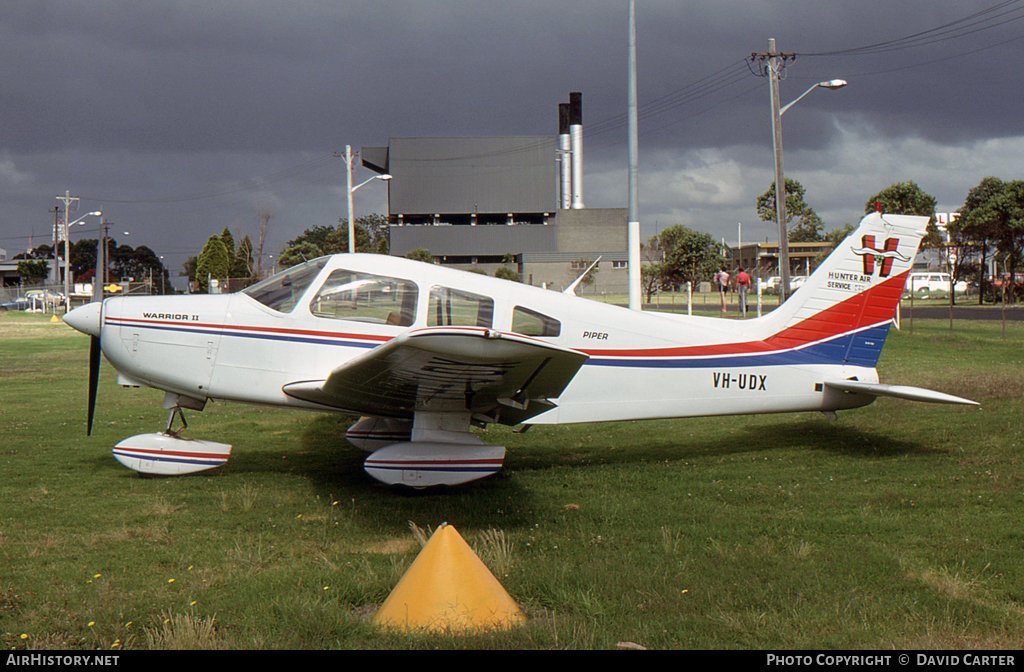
<box><xmin>64</xmin><ymin>301</ymin><xmax>102</xmax><ymax>337</ymax></box>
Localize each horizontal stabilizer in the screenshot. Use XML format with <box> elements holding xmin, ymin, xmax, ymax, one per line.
<box><xmin>824</xmin><ymin>380</ymin><xmax>978</xmax><ymax>406</ymax></box>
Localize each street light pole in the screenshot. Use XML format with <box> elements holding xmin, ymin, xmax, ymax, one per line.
<box><xmin>345</xmin><ymin>144</ymin><xmax>392</xmax><ymax>253</ymax></box>
<box><xmin>346</xmin><ymin>145</ymin><xmax>355</xmax><ymax>254</ymax></box>
<box><xmin>626</xmin><ymin>0</ymin><xmax>641</xmax><ymax>311</ymax></box>
<box><xmin>63</xmin><ymin>210</ymin><xmax>102</xmax><ymax>309</ymax></box>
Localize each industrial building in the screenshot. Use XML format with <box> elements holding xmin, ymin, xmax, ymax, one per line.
<box><xmin>361</xmin><ymin>92</ymin><xmax>630</xmax><ymax>295</ymax></box>
<box><xmin>732</xmin><ymin>240</ymin><xmax>836</xmax><ymax>278</ymax></box>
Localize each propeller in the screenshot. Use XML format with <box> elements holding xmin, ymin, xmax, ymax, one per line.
<box><xmin>63</xmin><ymin>301</ymin><xmax>104</xmax><ymax>435</ymax></box>
<box><xmin>87</xmin><ymin>334</ymin><xmax>101</xmax><ymax>435</ymax></box>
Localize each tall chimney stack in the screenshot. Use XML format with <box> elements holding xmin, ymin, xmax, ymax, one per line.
<box><xmin>558</xmin><ymin>102</ymin><xmax>571</xmax><ymax>209</ymax></box>
<box><xmin>569</xmin><ymin>91</ymin><xmax>584</xmax><ymax>209</ymax></box>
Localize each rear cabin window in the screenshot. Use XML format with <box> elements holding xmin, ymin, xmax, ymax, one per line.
<box><xmin>511</xmin><ymin>306</ymin><xmax>561</xmax><ymax>337</ymax></box>
<box><xmin>310</xmin><ymin>270</ymin><xmax>418</xmax><ymax>326</ymax></box>
<box><xmin>242</xmin><ymin>258</ymin><xmax>328</xmax><ymax>313</ymax></box>
<box><xmin>428</xmin><ymin>286</ymin><xmax>493</xmax><ymax>328</ymax></box>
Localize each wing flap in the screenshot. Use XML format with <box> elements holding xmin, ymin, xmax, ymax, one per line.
<box><xmin>283</xmin><ymin>327</ymin><xmax>588</xmax><ymax>424</ymax></box>
<box><xmin>824</xmin><ymin>380</ymin><xmax>978</xmax><ymax>406</ymax></box>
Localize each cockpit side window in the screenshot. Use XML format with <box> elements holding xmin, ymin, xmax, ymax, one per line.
<box><xmin>310</xmin><ymin>270</ymin><xmax>418</xmax><ymax>326</ymax></box>
<box><xmin>242</xmin><ymin>258</ymin><xmax>328</xmax><ymax>313</ymax></box>
<box><xmin>428</xmin><ymin>286</ymin><xmax>493</xmax><ymax>328</ymax></box>
<box><xmin>511</xmin><ymin>306</ymin><xmax>561</xmax><ymax>337</ymax></box>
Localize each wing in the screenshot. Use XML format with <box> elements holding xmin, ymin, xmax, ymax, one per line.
<box><xmin>282</xmin><ymin>327</ymin><xmax>588</xmax><ymax>425</ymax></box>
<box><xmin>823</xmin><ymin>380</ymin><xmax>978</xmax><ymax>406</ymax></box>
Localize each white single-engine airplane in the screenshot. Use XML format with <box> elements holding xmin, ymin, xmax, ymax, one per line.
<box><xmin>64</xmin><ymin>213</ymin><xmax>976</xmax><ymax>487</ymax></box>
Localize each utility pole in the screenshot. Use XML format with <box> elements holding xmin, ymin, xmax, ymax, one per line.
<box><xmin>92</xmin><ymin>218</ymin><xmax>108</xmax><ymax>303</ymax></box>
<box><xmin>56</xmin><ymin>191</ymin><xmax>80</xmax><ymax>304</ymax></box>
<box><xmin>49</xmin><ymin>206</ymin><xmax>62</xmax><ymax>285</ymax></box>
<box><xmin>767</xmin><ymin>39</ymin><xmax>790</xmax><ymax>303</ymax></box>
<box><xmin>752</xmin><ymin>39</ymin><xmax>795</xmax><ymax>303</ymax></box>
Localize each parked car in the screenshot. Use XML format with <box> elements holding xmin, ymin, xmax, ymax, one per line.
<box><xmin>0</xmin><ymin>297</ymin><xmax>33</xmax><ymax>312</ymax></box>
<box><xmin>24</xmin><ymin>289</ymin><xmax>66</xmax><ymax>307</ymax></box>
<box><xmin>904</xmin><ymin>273</ymin><xmax>968</xmax><ymax>295</ymax></box>
<box><xmin>764</xmin><ymin>276</ymin><xmax>805</xmax><ymax>294</ymax></box>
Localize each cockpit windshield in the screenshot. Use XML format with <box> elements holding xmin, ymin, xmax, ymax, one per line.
<box><xmin>242</xmin><ymin>258</ymin><xmax>328</xmax><ymax>313</ymax></box>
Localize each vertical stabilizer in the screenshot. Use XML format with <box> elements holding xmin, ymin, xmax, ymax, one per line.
<box><xmin>756</xmin><ymin>213</ymin><xmax>928</xmax><ymax>366</ymax></box>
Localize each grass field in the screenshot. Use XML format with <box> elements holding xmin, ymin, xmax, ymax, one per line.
<box><xmin>1</xmin><ymin>311</ymin><xmax>1022</xmax><ymax>650</ymax></box>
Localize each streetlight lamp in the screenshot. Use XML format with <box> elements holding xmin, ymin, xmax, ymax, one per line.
<box><xmin>344</xmin><ymin>144</ymin><xmax>392</xmax><ymax>254</ymax></box>
<box><xmin>767</xmin><ymin>38</ymin><xmax>846</xmax><ymax>303</ymax></box>
<box><xmin>62</xmin><ymin>210</ymin><xmax>102</xmax><ymax>310</ymax></box>
<box><xmin>780</xmin><ymin>80</ymin><xmax>847</xmax><ymax>116</ymax></box>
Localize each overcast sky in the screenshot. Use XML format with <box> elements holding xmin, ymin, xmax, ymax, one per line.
<box><xmin>3</xmin><ymin>0</ymin><xmax>1023</xmax><ymax>287</ymax></box>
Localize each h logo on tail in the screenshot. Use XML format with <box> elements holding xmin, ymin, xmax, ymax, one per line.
<box><xmin>852</xmin><ymin>236</ymin><xmax>909</xmax><ymax>277</ymax></box>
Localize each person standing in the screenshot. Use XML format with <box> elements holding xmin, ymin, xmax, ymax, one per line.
<box><xmin>715</xmin><ymin>266</ymin><xmax>730</xmax><ymax>313</ymax></box>
<box><xmin>736</xmin><ymin>267</ymin><xmax>751</xmax><ymax>317</ymax></box>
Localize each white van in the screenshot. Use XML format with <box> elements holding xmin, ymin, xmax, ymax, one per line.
<box><xmin>905</xmin><ymin>273</ymin><xmax>968</xmax><ymax>295</ymax></box>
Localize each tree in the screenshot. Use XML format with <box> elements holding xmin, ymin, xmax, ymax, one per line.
<box><xmin>109</xmin><ymin>244</ymin><xmax>165</xmax><ymax>285</ymax></box>
<box><xmin>360</xmin><ymin>213</ymin><xmax>390</xmax><ymax>254</ymax></box>
<box><xmin>756</xmin><ymin>178</ymin><xmax>824</xmax><ymax>242</ymax></box>
<box><xmin>956</xmin><ymin>178</ymin><xmax>1024</xmax><ymax>303</ymax></box>
<box><xmin>276</xmin><ymin>216</ymin><xmax>387</xmax><ymax>269</ymax></box>
<box><xmin>825</xmin><ymin>223</ymin><xmax>856</xmax><ymax>244</ymax></box>
<box><xmin>255</xmin><ymin>206</ymin><xmax>274</xmax><ymax>279</ymax></box>
<box><xmin>220</xmin><ymin>228</ymin><xmax>235</xmax><ymax>262</ymax></box>
<box><xmin>234</xmin><ymin>235</ymin><xmax>255</xmax><ymax>280</ymax></box>
<box><xmin>70</xmin><ymin>238</ymin><xmax>98</xmax><ymax>281</ymax></box>
<box><xmin>277</xmin><ymin>241</ymin><xmax>324</xmax><ymax>269</ymax></box>
<box><xmin>957</xmin><ymin>177</ymin><xmax>1010</xmax><ymax>304</ymax></box>
<box><xmin>405</xmin><ymin>248</ymin><xmax>433</xmax><ymax>264</ymax></box>
<box><xmin>16</xmin><ymin>259</ymin><xmax>49</xmax><ymax>284</ymax></box>
<box><xmin>639</xmin><ymin>234</ymin><xmax>668</xmax><ymax>302</ymax></box>
<box><xmin>655</xmin><ymin>224</ymin><xmax>726</xmax><ymax>289</ymax></box>
<box><xmin>494</xmin><ymin>266</ymin><xmax>521</xmax><ymax>282</ymax></box>
<box><xmin>640</xmin><ymin>261</ymin><xmax>664</xmax><ymax>303</ymax></box>
<box><xmin>181</xmin><ymin>256</ymin><xmax>198</xmax><ymax>287</ymax></box>
<box><xmin>196</xmin><ymin>236</ymin><xmax>231</xmax><ymax>292</ymax></box>
<box><xmin>864</xmin><ymin>181</ymin><xmax>942</xmax><ymax>247</ymax></box>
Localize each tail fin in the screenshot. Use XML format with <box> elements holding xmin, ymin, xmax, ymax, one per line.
<box><xmin>756</xmin><ymin>212</ymin><xmax>928</xmax><ymax>367</ymax></box>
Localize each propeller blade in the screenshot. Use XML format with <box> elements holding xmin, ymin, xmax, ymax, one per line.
<box><xmin>87</xmin><ymin>334</ymin><xmax>101</xmax><ymax>436</ymax></box>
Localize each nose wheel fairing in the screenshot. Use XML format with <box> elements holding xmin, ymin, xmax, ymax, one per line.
<box><xmin>110</xmin><ymin>394</ymin><xmax>231</xmax><ymax>477</ymax></box>
<box><xmin>112</xmin><ymin>433</ymin><xmax>233</xmax><ymax>476</ymax></box>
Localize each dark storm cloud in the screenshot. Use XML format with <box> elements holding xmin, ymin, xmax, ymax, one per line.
<box><xmin>5</xmin><ymin>1</ymin><xmax>1021</xmax><ymax>153</ymax></box>
<box><xmin>2</xmin><ymin>1</ymin><xmax>1023</xmax><ymax>280</ymax></box>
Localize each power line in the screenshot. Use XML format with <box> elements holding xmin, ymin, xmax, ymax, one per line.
<box><xmin>801</xmin><ymin>0</ymin><xmax>1024</xmax><ymax>57</ymax></box>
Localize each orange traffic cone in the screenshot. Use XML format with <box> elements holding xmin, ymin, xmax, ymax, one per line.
<box><xmin>372</xmin><ymin>523</ymin><xmax>526</xmax><ymax>633</ymax></box>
